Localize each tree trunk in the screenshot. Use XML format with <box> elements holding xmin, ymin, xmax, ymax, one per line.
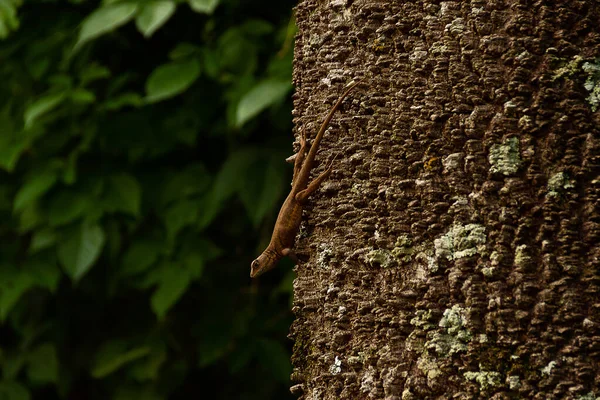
<box><xmin>290</xmin><ymin>1</ymin><xmax>600</xmax><ymax>399</ymax></box>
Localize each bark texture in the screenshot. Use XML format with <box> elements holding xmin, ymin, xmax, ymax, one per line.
<box><xmin>290</xmin><ymin>0</ymin><xmax>600</xmax><ymax>399</ymax></box>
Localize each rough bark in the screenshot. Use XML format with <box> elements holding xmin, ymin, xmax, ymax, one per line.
<box><xmin>290</xmin><ymin>1</ymin><xmax>600</xmax><ymax>399</ymax></box>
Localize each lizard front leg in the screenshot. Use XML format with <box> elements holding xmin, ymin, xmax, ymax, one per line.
<box><xmin>292</xmin><ymin>127</ymin><xmax>308</xmax><ymax>185</ymax></box>
<box><xmin>295</xmin><ymin>154</ymin><xmax>338</xmax><ymax>204</ymax></box>
<box><xmin>281</xmin><ymin>247</ymin><xmax>298</xmax><ymax>262</ymax></box>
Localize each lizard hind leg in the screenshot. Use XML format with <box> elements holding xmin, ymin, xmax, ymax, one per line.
<box><xmin>294</xmin><ymin>153</ymin><xmax>339</xmax><ymax>204</ymax></box>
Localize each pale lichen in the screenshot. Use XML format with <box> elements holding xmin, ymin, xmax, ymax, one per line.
<box><xmin>434</xmin><ymin>223</ymin><xmax>486</xmax><ymax>261</ymax></box>
<box><xmin>464</xmin><ymin>368</ymin><xmax>502</xmax><ymax>391</ymax></box>
<box><xmin>391</xmin><ymin>234</ymin><xmax>414</xmax><ymax>262</ymax></box>
<box><xmin>547</xmin><ymin>172</ymin><xmax>575</xmax><ymax>197</ymax></box>
<box><xmin>541</xmin><ymin>360</ymin><xmax>557</xmax><ymax>376</ymax></box>
<box><xmin>582</xmin><ymin>59</ymin><xmax>600</xmax><ymax>111</ymax></box>
<box><xmin>329</xmin><ymin>356</ymin><xmax>342</xmax><ymax>375</ymax></box>
<box><xmin>427</xmin><ymin>305</ymin><xmax>472</xmax><ymax>356</ymax></box>
<box><xmin>366</xmin><ymin>249</ymin><xmax>394</xmax><ymax>268</ymax></box>
<box><xmin>489</xmin><ymin>137</ymin><xmax>521</xmax><ymax>175</ymax></box>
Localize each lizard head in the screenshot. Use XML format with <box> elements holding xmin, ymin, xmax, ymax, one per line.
<box><xmin>250</xmin><ymin>251</ymin><xmax>279</xmax><ymax>278</ymax></box>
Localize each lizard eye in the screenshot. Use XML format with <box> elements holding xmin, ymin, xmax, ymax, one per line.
<box><xmin>250</xmin><ymin>259</ymin><xmax>260</xmax><ymax>276</ymax></box>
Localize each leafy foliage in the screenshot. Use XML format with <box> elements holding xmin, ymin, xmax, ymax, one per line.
<box><xmin>0</xmin><ymin>0</ymin><xmax>296</xmax><ymax>398</ymax></box>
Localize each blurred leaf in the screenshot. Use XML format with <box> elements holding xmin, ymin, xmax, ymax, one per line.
<box><xmin>135</xmin><ymin>1</ymin><xmax>175</xmax><ymax>38</ymax></box>
<box><xmin>47</xmin><ymin>190</ymin><xmax>90</xmax><ymax>226</ymax></box>
<box><xmin>0</xmin><ymin>267</ymin><xmax>35</xmax><ymax>321</ymax></box>
<box><xmin>0</xmin><ymin>0</ymin><xmax>20</xmax><ymax>39</ymax></box>
<box><xmin>236</xmin><ymin>79</ymin><xmax>291</xmax><ymax>127</ymax></box>
<box><xmin>188</xmin><ymin>0</ymin><xmax>219</xmax><ymax>14</ymax></box>
<box><xmin>159</xmin><ymin>163</ymin><xmax>210</xmax><ymax>207</ymax></box>
<box><xmin>57</xmin><ymin>222</ymin><xmax>105</xmax><ymax>281</ymax></box>
<box><xmin>145</xmin><ymin>59</ymin><xmax>201</xmax><ymax>103</ymax></box>
<box><xmin>26</xmin><ymin>255</ymin><xmax>61</xmax><ymax>292</ymax></box>
<box><xmin>197</xmin><ymin>148</ymin><xmax>260</xmax><ymax>228</ymax></box>
<box><xmin>150</xmin><ymin>263</ymin><xmax>191</xmax><ymax>319</ymax></box>
<box><xmin>79</xmin><ymin>63</ymin><xmax>111</xmax><ymax>86</ymax></box>
<box><xmin>239</xmin><ymin>155</ymin><xmax>286</xmax><ymax>227</ymax></box>
<box><xmin>163</xmin><ymin>199</ymin><xmax>198</xmax><ymax>243</ymax></box>
<box><xmin>70</xmin><ymin>88</ymin><xmax>96</xmax><ymax>104</ymax></box>
<box><xmin>91</xmin><ymin>341</ymin><xmax>151</xmax><ymax>378</ymax></box>
<box><xmin>257</xmin><ymin>339</ymin><xmax>291</xmax><ymax>383</ymax></box>
<box><xmin>75</xmin><ymin>3</ymin><xmax>139</xmax><ymax>51</ymax></box>
<box><xmin>121</xmin><ymin>239</ymin><xmax>162</xmax><ymax>277</ymax></box>
<box><xmin>217</xmin><ymin>28</ymin><xmax>257</xmax><ymax>75</ymax></box>
<box><xmin>26</xmin><ymin>343</ymin><xmax>59</xmax><ymax>384</ymax></box>
<box><xmin>169</xmin><ymin>42</ymin><xmax>201</xmax><ymax>60</ymax></box>
<box><xmin>102</xmin><ymin>173</ymin><xmax>142</xmax><ymax>216</ymax></box>
<box><xmin>240</xmin><ymin>19</ymin><xmax>274</xmax><ymax>36</ymax></box>
<box><xmin>103</xmin><ymin>92</ymin><xmax>144</xmax><ymax>111</ymax></box>
<box><xmin>128</xmin><ymin>343</ymin><xmax>167</xmax><ymax>381</ymax></box>
<box><xmin>0</xmin><ymin>381</ymin><xmax>30</xmax><ymax>400</ymax></box>
<box><xmin>0</xmin><ymin>105</ymin><xmax>25</xmax><ymax>172</ymax></box>
<box><xmin>13</xmin><ymin>168</ymin><xmax>59</xmax><ymax>212</ymax></box>
<box><xmin>24</xmin><ymin>91</ymin><xmax>67</xmax><ymax>129</ymax></box>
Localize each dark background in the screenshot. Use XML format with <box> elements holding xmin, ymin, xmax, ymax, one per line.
<box><xmin>0</xmin><ymin>0</ymin><xmax>297</xmax><ymax>398</ymax></box>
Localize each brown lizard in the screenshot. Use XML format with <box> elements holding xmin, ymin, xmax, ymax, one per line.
<box><xmin>250</xmin><ymin>80</ymin><xmax>359</xmax><ymax>278</ymax></box>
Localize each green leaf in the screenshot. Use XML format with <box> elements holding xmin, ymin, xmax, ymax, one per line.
<box><xmin>30</xmin><ymin>229</ymin><xmax>57</xmax><ymax>252</ymax></box>
<box><xmin>0</xmin><ymin>267</ymin><xmax>35</xmax><ymax>321</ymax></box>
<box><xmin>145</xmin><ymin>59</ymin><xmax>201</xmax><ymax>103</ymax></box>
<box><xmin>47</xmin><ymin>191</ymin><xmax>90</xmax><ymax>226</ymax></box>
<box><xmin>79</xmin><ymin>64</ymin><xmax>111</xmax><ymax>86</ymax></box>
<box><xmin>0</xmin><ymin>381</ymin><xmax>30</xmax><ymax>400</ymax></box>
<box><xmin>150</xmin><ymin>264</ymin><xmax>191</xmax><ymax>319</ymax></box>
<box><xmin>169</xmin><ymin>42</ymin><xmax>201</xmax><ymax>60</ymax></box>
<box><xmin>236</xmin><ymin>79</ymin><xmax>291</xmax><ymax>127</ymax></box>
<box><xmin>239</xmin><ymin>155</ymin><xmax>285</xmax><ymax>227</ymax></box>
<box><xmin>159</xmin><ymin>163</ymin><xmax>210</xmax><ymax>207</ymax></box>
<box><xmin>103</xmin><ymin>92</ymin><xmax>144</xmax><ymax>110</ymax></box>
<box><xmin>26</xmin><ymin>343</ymin><xmax>59</xmax><ymax>384</ymax></box>
<box><xmin>0</xmin><ymin>0</ymin><xmax>20</xmax><ymax>39</ymax></box>
<box><xmin>188</xmin><ymin>0</ymin><xmax>219</xmax><ymax>14</ymax></box>
<box><xmin>197</xmin><ymin>148</ymin><xmax>260</xmax><ymax>229</ymax></box>
<box><xmin>70</xmin><ymin>88</ymin><xmax>96</xmax><ymax>104</ymax></box>
<box><xmin>24</xmin><ymin>91</ymin><xmax>67</xmax><ymax>129</ymax></box>
<box><xmin>13</xmin><ymin>168</ymin><xmax>58</xmax><ymax>212</ymax></box>
<box><xmin>128</xmin><ymin>343</ymin><xmax>167</xmax><ymax>381</ymax></box>
<box><xmin>135</xmin><ymin>1</ymin><xmax>175</xmax><ymax>38</ymax></box>
<box><xmin>27</xmin><ymin>255</ymin><xmax>61</xmax><ymax>292</ymax></box>
<box><xmin>91</xmin><ymin>341</ymin><xmax>151</xmax><ymax>378</ymax></box>
<box><xmin>163</xmin><ymin>199</ymin><xmax>198</xmax><ymax>243</ymax></box>
<box><xmin>120</xmin><ymin>239</ymin><xmax>162</xmax><ymax>276</ymax></box>
<box><xmin>75</xmin><ymin>3</ymin><xmax>139</xmax><ymax>51</ymax></box>
<box><xmin>102</xmin><ymin>174</ymin><xmax>142</xmax><ymax>216</ymax></box>
<box><xmin>57</xmin><ymin>222</ymin><xmax>106</xmax><ymax>281</ymax></box>
<box><xmin>257</xmin><ymin>339</ymin><xmax>291</xmax><ymax>383</ymax></box>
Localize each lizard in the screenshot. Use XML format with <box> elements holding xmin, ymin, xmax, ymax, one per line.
<box><xmin>250</xmin><ymin>80</ymin><xmax>360</xmax><ymax>278</ymax></box>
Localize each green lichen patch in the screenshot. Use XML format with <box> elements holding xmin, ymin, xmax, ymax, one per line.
<box><xmin>514</xmin><ymin>244</ymin><xmax>531</xmax><ymax>267</ymax></box>
<box><xmin>488</xmin><ymin>137</ymin><xmax>521</xmax><ymax>175</ymax></box>
<box><xmin>552</xmin><ymin>54</ymin><xmax>584</xmax><ymax>81</ymax></box>
<box><xmin>582</xmin><ymin>60</ymin><xmax>600</xmax><ymax>111</ymax></box>
<box><xmin>507</xmin><ymin>375</ymin><xmax>521</xmax><ymax>390</ymax></box>
<box><xmin>427</xmin><ymin>305</ymin><xmax>472</xmax><ymax>356</ymax></box>
<box><xmin>391</xmin><ymin>234</ymin><xmax>414</xmax><ymax>262</ymax></box>
<box><xmin>410</xmin><ymin>309</ymin><xmax>436</xmax><ymax>330</ymax></box>
<box><xmin>366</xmin><ymin>249</ymin><xmax>394</xmax><ymax>268</ymax></box>
<box><xmin>434</xmin><ymin>223</ymin><xmax>486</xmax><ymax>261</ymax></box>
<box><xmin>577</xmin><ymin>392</ymin><xmax>599</xmax><ymax>400</ymax></box>
<box><xmin>464</xmin><ymin>368</ymin><xmax>502</xmax><ymax>391</ymax></box>
<box><xmin>547</xmin><ymin>171</ymin><xmax>575</xmax><ymax>197</ymax></box>
<box><xmin>416</xmin><ymin>353</ymin><xmax>443</xmax><ymax>388</ymax></box>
